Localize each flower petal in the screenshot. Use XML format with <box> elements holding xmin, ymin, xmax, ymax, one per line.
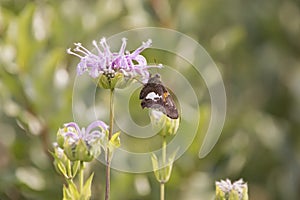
<box><xmin>86</xmin><ymin>120</ymin><xmax>109</xmax><ymax>134</ymax></box>
<box><xmin>64</xmin><ymin>122</ymin><xmax>81</xmax><ymax>134</ymax></box>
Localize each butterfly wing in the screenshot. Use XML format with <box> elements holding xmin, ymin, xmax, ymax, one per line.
<box><xmin>163</xmin><ymin>92</ymin><xmax>179</xmax><ymax>119</ymax></box>
<box><xmin>139</xmin><ymin>83</ymin><xmax>165</xmax><ymax>99</ymax></box>
<box><xmin>140</xmin><ymin>82</ymin><xmax>179</xmax><ymax>119</ymax></box>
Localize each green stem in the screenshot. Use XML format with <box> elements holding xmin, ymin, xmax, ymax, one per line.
<box><xmin>162</xmin><ymin>137</ymin><xmax>167</xmax><ymax>166</ymax></box>
<box><xmin>160</xmin><ymin>183</ymin><xmax>165</xmax><ymax>200</ymax></box>
<box><xmin>161</xmin><ymin>136</ymin><xmax>167</xmax><ymax>200</ymax></box>
<box><xmin>79</xmin><ymin>161</ymin><xmax>85</xmax><ymax>194</ymax></box>
<box><xmin>105</xmin><ymin>89</ymin><xmax>114</xmax><ymax>200</ymax></box>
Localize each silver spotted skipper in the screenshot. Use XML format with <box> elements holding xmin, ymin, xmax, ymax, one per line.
<box><xmin>139</xmin><ymin>74</ymin><xmax>179</xmax><ymax>119</ymax></box>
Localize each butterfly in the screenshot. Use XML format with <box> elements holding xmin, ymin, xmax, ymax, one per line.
<box><xmin>139</xmin><ymin>74</ymin><xmax>179</xmax><ymax>119</ymax></box>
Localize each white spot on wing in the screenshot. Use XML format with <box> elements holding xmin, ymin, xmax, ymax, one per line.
<box><xmin>145</xmin><ymin>92</ymin><xmax>161</xmax><ymax>101</ymax></box>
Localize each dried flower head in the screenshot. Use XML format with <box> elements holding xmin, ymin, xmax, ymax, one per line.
<box><xmin>67</xmin><ymin>38</ymin><xmax>161</xmax><ymax>87</ymax></box>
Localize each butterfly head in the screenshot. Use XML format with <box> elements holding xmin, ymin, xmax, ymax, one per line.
<box><xmin>147</xmin><ymin>73</ymin><xmax>161</xmax><ymax>84</ymax></box>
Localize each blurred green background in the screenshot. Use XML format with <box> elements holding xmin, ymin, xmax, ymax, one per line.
<box><xmin>1</xmin><ymin>0</ymin><xmax>300</xmax><ymax>199</ymax></box>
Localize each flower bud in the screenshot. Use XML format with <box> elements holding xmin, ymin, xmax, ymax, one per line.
<box><xmin>57</xmin><ymin>128</ymin><xmax>66</xmax><ymax>148</ymax></box>
<box><xmin>150</xmin><ymin>110</ymin><xmax>179</xmax><ymax>137</ymax></box>
<box><xmin>52</xmin><ymin>142</ymin><xmax>69</xmax><ymax>177</ymax></box>
<box><xmin>64</xmin><ymin>138</ymin><xmax>95</xmax><ymax>162</ymax></box>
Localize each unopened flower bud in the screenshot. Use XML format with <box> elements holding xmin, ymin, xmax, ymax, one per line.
<box><xmin>150</xmin><ymin>110</ymin><xmax>179</xmax><ymax>137</ymax></box>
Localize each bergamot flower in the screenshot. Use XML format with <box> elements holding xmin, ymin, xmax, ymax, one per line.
<box><xmin>215</xmin><ymin>179</ymin><xmax>248</xmax><ymax>200</ymax></box>
<box><xmin>67</xmin><ymin>38</ymin><xmax>161</xmax><ymax>88</ymax></box>
<box><xmin>57</xmin><ymin>121</ymin><xmax>108</xmax><ymax>162</ymax></box>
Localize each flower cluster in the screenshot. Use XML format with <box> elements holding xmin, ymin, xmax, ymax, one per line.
<box><xmin>56</xmin><ymin>121</ymin><xmax>108</xmax><ymax>162</ymax></box>
<box><xmin>67</xmin><ymin>38</ymin><xmax>161</xmax><ymax>85</ymax></box>
<box><xmin>215</xmin><ymin>179</ymin><xmax>248</xmax><ymax>200</ymax></box>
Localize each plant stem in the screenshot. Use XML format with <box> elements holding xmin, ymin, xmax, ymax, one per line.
<box><xmin>160</xmin><ymin>183</ymin><xmax>165</xmax><ymax>200</ymax></box>
<box><xmin>160</xmin><ymin>136</ymin><xmax>167</xmax><ymax>200</ymax></box>
<box><xmin>105</xmin><ymin>156</ymin><xmax>111</xmax><ymax>200</ymax></box>
<box><xmin>162</xmin><ymin>137</ymin><xmax>167</xmax><ymax>166</ymax></box>
<box><xmin>105</xmin><ymin>88</ymin><xmax>114</xmax><ymax>200</ymax></box>
<box><xmin>79</xmin><ymin>161</ymin><xmax>84</xmax><ymax>193</ymax></box>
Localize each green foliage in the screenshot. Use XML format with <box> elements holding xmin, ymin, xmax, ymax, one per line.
<box><xmin>63</xmin><ymin>182</ymin><xmax>80</xmax><ymax>200</ymax></box>
<box><xmin>108</xmin><ymin>131</ymin><xmax>121</xmax><ymax>150</ymax></box>
<box><xmin>151</xmin><ymin>153</ymin><xmax>175</xmax><ymax>184</ymax></box>
<box><xmin>62</xmin><ymin>173</ymin><xmax>94</xmax><ymax>200</ymax></box>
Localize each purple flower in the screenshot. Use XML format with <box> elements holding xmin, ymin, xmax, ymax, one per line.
<box><xmin>215</xmin><ymin>179</ymin><xmax>248</xmax><ymax>200</ymax></box>
<box><xmin>57</xmin><ymin>121</ymin><xmax>108</xmax><ymax>161</ymax></box>
<box><xmin>63</xmin><ymin>121</ymin><xmax>107</xmax><ymax>143</ymax></box>
<box><xmin>67</xmin><ymin>38</ymin><xmax>161</xmax><ymax>83</ymax></box>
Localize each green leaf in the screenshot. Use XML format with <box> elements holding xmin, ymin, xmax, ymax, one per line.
<box><xmin>151</xmin><ymin>153</ymin><xmax>174</xmax><ymax>184</ymax></box>
<box><xmin>34</xmin><ymin>48</ymin><xmax>64</xmax><ymax>111</ymax></box>
<box><xmin>68</xmin><ymin>181</ymin><xmax>80</xmax><ymax>199</ymax></box>
<box><xmin>151</xmin><ymin>153</ymin><xmax>159</xmax><ymax>171</ymax></box>
<box><xmin>71</xmin><ymin>161</ymin><xmax>80</xmax><ymax>177</ymax></box>
<box><xmin>63</xmin><ymin>184</ymin><xmax>72</xmax><ymax>200</ymax></box>
<box><xmin>109</xmin><ymin>131</ymin><xmax>121</xmax><ymax>148</ymax></box>
<box><xmin>17</xmin><ymin>3</ymin><xmax>36</xmax><ymax>72</ymax></box>
<box><xmin>81</xmin><ymin>173</ymin><xmax>94</xmax><ymax>200</ymax></box>
<box><xmin>0</xmin><ymin>68</ymin><xmax>29</xmax><ymax>108</ymax></box>
<box><xmin>151</xmin><ymin>153</ymin><xmax>161</xmax><ymax>182</ymax></box>
<box><xmin>57</xmin><ymin>160</ymin><xmax>67</xmax><ymax>177</ymax></box>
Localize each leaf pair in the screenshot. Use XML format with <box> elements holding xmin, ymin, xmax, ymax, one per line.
<box><xmin>63</xmin><ymin>173</ymin><xmax>94</xmax><ymax>200</ymax></box>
